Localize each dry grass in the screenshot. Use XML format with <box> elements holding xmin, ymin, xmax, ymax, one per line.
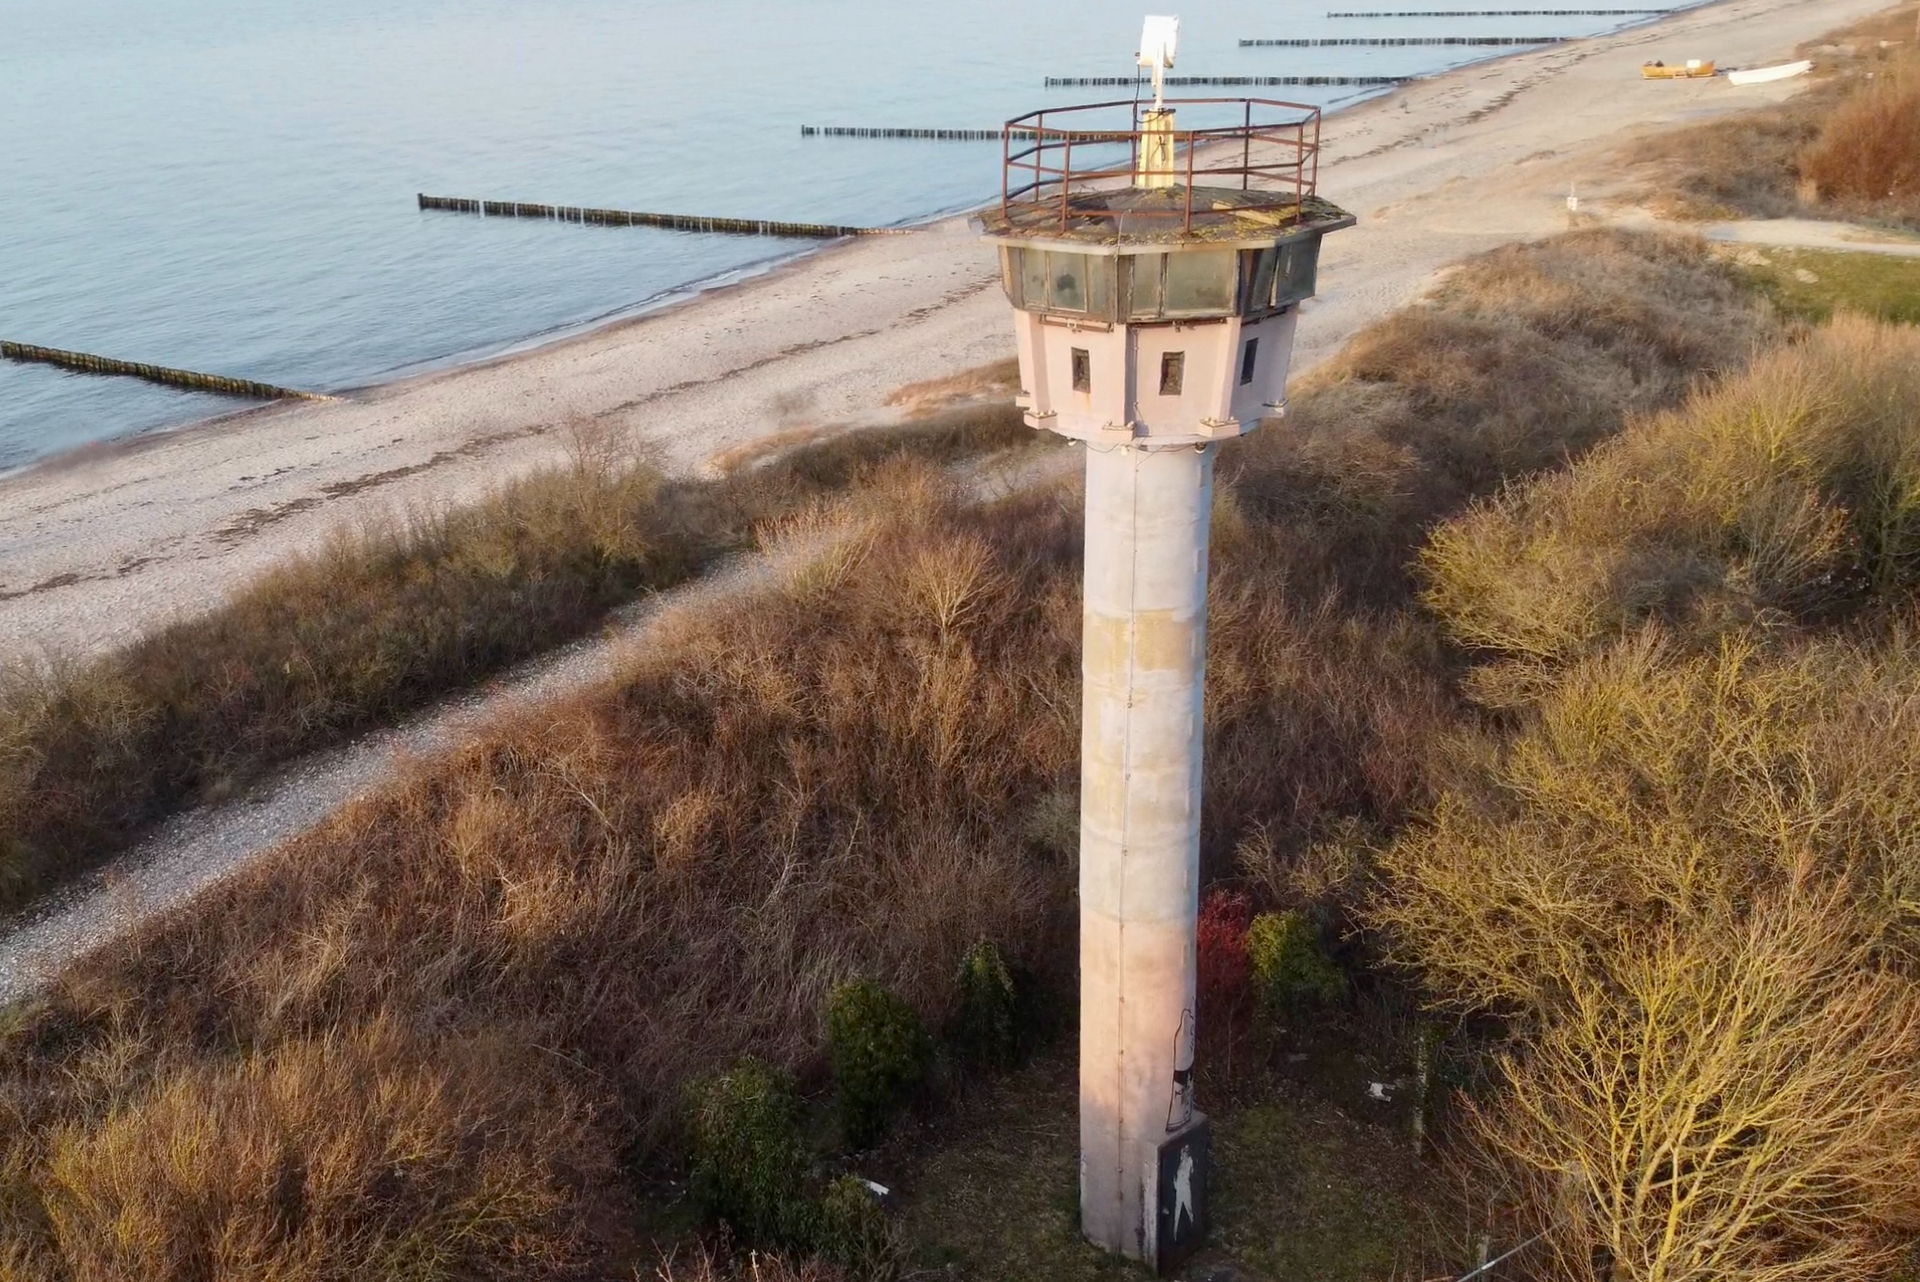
<box><xmin>0</xmin><ymin>231</ymin><xmax>1769</xmax><ymax>1280</ymax></box>
<box><xmin>0</xmin><ymin>402</ymin><xmax>1035</xmax><ymax>915</ymax></box>
<box><xmin>881</xmin><ymin>358</ymin><xmax>1022</xmax><ymax>418</ymax></box>
<box><xmin>651</xmin><ymin>1247</ymin><xmax>846</xmax><ymax>1282</ymax></box>
<box><xmin>1422</xmin><ymin>316</ymin><xmax>1920</xmax><ymax>677</ymax></box>
<box><xmin>1800</xmin><ymin>67</ymin><xmax>1920</xmax><ymax>216</ymax></box>
<box><xmin>1220</xmin><ymin>229</ymin><xmax>1776</xmax><ymax>603</ymax></box>
<box><xmin>1374</xmin><ymin>314</ymin><xmax>1920</xmax><ymax>1280</ymax></box>
<box><xmin>1371</xmin><ymin>632</ymin><xmax>1920</xmax><ymax>1281</ymax></box>
<box><xmin>1629</xmin><ymin>6</ymin><xmax>1920</xmax><ymax>230</ymax></box>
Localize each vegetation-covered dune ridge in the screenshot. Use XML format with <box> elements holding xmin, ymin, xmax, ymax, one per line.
<box><xmin>1375</xmin><ymin>317</ymin><xmax>1920</xmax><ymax>1282</ymax></box>
<box><xmin>0</xmin><ymin>405</ymin><xmax>1036</xmax><ymax>915</ymax></box>
<box><xmin>0</xmin><ymin>230</ymin><xmax>1778</xmax><ymax>1280</ymax></box>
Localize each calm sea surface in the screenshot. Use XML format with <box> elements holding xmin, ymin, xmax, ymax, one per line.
<box><xmin>0</xmin><ymin>0</ymin><xmax>1653</xmax><ymax>470</ymax></box>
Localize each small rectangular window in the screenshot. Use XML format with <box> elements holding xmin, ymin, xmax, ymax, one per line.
<box><xmin>1164</xmin><ymin>251</ymin><xmax>1237</xmax><ymax>314</ymax></box>
<box><xmin>1159</xmin><ymin>351</ymin><xmax>1185</xmax><ymax>396</ymax></box>
<box><xmin>1020</xmin><ymin>249</ymin><xmax>1049</xmax><ymax>311</ymax></box>
<box><xmin>1242</xmin><ymin>248</ymin><xmax>1280</xmax><ymax>314</ymax></box>
<box><xmin>1071</xmin><ymin>347</ymin><xmax>1091</xmax><ymax>393</ymax></box>
<box><xmin>1126</xmin><ymin>254</ymin><xmax>1165</xmax><ymax>318</ymax></box>
<box><xmin>1049</xmin><ymin>252</ymin><xmax>1087</xmax><ymax>312</ymax></box>
<box><xmin>1239</xmin><ymin>337</ymin><xmax>1259</xmax><ymax>386</ymax></box>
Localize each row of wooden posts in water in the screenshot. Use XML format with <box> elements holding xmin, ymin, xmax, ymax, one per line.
<box><xmin>8</xmin><ymin>191</ymin><xmax>918</xmax><ymax>400</ymax></box>
<box><xmin>0</xmin><ymin>341</ymin><xmax>332</xmax><ymax>403</ymax></box>
<box><xmin>1326</xmin><ymin>6</ymin><xmax>1670</xmax><ymax>12</ymax></box>
<box><xmin>1241</xmin><ymin>34</ymin><xmax>1567</xmax><ymax>44</ymax></box>
<box><xmin>1042</xmin><ymin>73</ymin><xmax>1413</xmax><ymax>86</ymax></box>
<box><xmin>802</xmin><ymin>126</ymin><xmax>1141</xmax><ymax>141</ymax></box>
<box><xmin>416</xmin><ymin>193</ymin><xmax>909</xmax><ymax>239</ymax></box>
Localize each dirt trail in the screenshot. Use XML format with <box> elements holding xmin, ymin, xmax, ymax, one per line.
<box><xmin>0</xmin><ymin>543</ymin><xmax>816</xmax><ymax>1004</ymax></box>
<box><xmin>1614</xmin><ymin>210</ymin><xmax>1920</xmax><ymax>254</ymax></box>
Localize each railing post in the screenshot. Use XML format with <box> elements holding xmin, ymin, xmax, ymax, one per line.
<box><xmin>1242</xmin><ymin>101</ymin><xmax>1252</xmax><ymax>190</ymax></box>
<box><xmin>1184</xmin><ymin>131</ymin><xmax>1195</xmax><ymax>233</ymax></box>
<box><xmin>1310</xmin><ymin>109</ymin><xmax>1322</xmax><ymax>196</ymax></box>
<box><xmin>1002</xmin><ymin>124</ymin><xmax>1011</xmax><ymax>219</ymax></box>
<box><xmin>1061</xmin><ymin>131</ymin><xmax>1073</xmax><ymax>232</ymax></box>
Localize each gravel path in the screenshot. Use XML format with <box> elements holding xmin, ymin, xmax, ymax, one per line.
<box><xmin>0</xmin><ymin>563</ymin><xmax>750</xmax><ymax>1005</ymax></box>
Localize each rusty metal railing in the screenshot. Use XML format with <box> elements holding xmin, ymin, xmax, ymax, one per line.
<box><xmin>1000</xmin><ymin>97</ymin><xmax>1323</xmax><ymax>236</ymax></box>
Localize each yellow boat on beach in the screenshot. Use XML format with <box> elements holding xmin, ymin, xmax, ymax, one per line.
<box><xmin>1641</xmin><ymin>59</ymin><xmax>1717</xmax><ymax>78</ymax></box>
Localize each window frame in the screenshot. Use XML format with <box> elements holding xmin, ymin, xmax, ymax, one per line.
<box><xmin>1159</xmin><ymin>351</ymin><xmax>1185</xmax><ymax>397</ymax></box>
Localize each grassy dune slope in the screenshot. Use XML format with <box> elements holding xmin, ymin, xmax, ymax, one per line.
<box><xmin>0</xmin><ymin>231</ymin><xmax>1776</xmax><ymax>1281</ymax></box>
<box><xmin>0</xmin><ymin>403</ymin><xmax>1035</xmax><ymax>915</ymax></box>
<box><xmin>1376</xmin><ymin>318</ymin><xmax>1920</xmax><ymax>1282</ymax></box>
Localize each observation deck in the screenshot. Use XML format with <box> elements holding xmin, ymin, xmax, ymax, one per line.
<box><xmin>978</xmin><ymin>97</ymin><xmax>1354</xmax><ymax>244</ymax></box>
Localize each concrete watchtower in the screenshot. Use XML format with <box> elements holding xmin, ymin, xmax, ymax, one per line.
<box><xmin>975</xmin><ymin>17</ymin><xmax>1352</xmax><ymax>1272</ymax></box>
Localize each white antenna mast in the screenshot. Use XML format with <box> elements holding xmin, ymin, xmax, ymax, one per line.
<box><xmin>1138</xmin><ymin>15</ymin><xmax>1179</xmax><ymax>109</ymax></box>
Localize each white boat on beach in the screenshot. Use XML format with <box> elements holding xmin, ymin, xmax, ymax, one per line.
<box><xmin>1726</xmin><ymin>59</ymin><xmax>1813</xmax><ymax>85</ymax></box>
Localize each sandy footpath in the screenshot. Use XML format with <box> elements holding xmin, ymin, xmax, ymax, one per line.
<box><xmin>0</xmin><ymin>0</ymin><xmax>1895</xmax><ymax>661</ymax></box>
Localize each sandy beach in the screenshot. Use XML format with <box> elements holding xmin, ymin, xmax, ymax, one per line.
<box><xmin>0</xmin><ymin>0</ymin><xmax>1896</xmax><ymax>661</ymax></box>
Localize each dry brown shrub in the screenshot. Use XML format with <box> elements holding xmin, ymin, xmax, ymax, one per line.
<box><xmin>1799</xmin><ymin>65</ymin><xmax>1920</xmax><ymax>222</ymax></box>
<box><xmin>1423</xmin><ymin>317</ymin><xmax>1920</xmax><ymax>676</ymax></box>
<box><xmin>1</xmin><ymin>1018</ymin><xmax>603</xmax><ymax>1282</ymax></box>
<box><xmin>0</xmin><ymin>231</ymin><xmax>1776</xmax><ymax>1276</ymax></box>
<box><xmin>1221</xmin><ymin>229</ymin><xmax>1776</xmax><ymax>603</ymax></box>
<box><xmin>0</xmin><ymin>401</ymin><xmax>1034</xmax><ymax>913</ymax></box>
<box><xmin>1628</xmin><ymin>10</ymin><xmax>1920</xmax><ymax>229</ymax></box>
<box><xmin>0</xmin><ymin>459</ymin><xmax>1449</xmax><ymax>1275</ymax></box>
<box><xmin>1369</xmin><ymin>624</ymin><xmax>1920</xmax><ymax>1280</ymax></box>
<box><xmin>651</xmin><ymin>1245</ymin><xmax>846</xmax><ymax>1281</ymax></box>
<box><xmin>1485</xmin><ymin>892</ymin><xmax>1920</xmax><ymax>1282</ymax></box>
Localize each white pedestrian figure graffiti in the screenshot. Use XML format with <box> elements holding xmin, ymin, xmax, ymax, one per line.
<box><xmin>1173</xmin><ymin>1144</ymin><xmax>1196</xmax><ymax>1240</ymax></box>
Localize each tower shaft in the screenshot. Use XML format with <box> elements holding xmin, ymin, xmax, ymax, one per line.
<box><xmin>1078</xmin><ymin>440</ymin><xmax>1213</xmax><ymax>1257</ymax></box>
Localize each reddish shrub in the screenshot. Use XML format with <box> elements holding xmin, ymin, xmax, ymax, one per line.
<box><xmin>1197</xmin><ymin>889</ymin><xmax>1254</xmax><ymax>1019</ymax></box>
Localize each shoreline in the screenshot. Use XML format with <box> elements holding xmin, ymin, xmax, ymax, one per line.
<box><xmin>2</xmin><ymin>9</ymin><xmax>1704</xmax><ymax>482</ymax></box>
<box><xmin>0</xmin><ymin>0</ymin><xmax>1896</xmax><ymax>660</ymax></box>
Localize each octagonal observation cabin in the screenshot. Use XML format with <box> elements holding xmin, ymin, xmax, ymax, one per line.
<box><xmin>974</xmin><ymin>97</ymin><xmax>1355</xmax><ymax>446</ymax></box>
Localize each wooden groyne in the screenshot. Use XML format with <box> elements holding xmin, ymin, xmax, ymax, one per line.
<box><xmin>0</xmin><ymin>341</ymin><xmax>333</xmax><ymax>402</ymax></box>
<box><xmin>804</xmin><ymin>127</ymin><xmax>1007</xmax><ymax>140</ymax></box>
<box><xmin>1044</xmin><ymin>74</ymin><xmax>1413</xmax><ymax>87</ymax></box>
<box><xmin>803</xmin><ymin>126</ymin><xmax>1157</xmax><ymax>141</ymax></box>
<box><xmin>1242</xmin><ymin>35</ymin><xmax>1568</xmax><ymax>44</ymax></box>
<box><xmin>1328</xmin><ymin>7</ymin><xmax>1668</xmax><ymax>14</ymax></box>
<box><xmin>416</xmin><ymin>194</ymin><xmax>909</xmax><ymax>239</ymax></box>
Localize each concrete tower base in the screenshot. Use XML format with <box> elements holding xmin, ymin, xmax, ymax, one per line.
<box><xmin>1078</xmin><ymin>440</ymin><xmax>1215</xmax><ymax>1263</ymax></box>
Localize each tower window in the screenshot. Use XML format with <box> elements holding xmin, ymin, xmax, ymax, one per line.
<box><xmin>1239</xmin><ymin>337</ymin><xmax>1259</xmax><ymax>386</ymax></box>
<box><xmin>1071</xmin><ymin>347</ymin><xmax>1091</xmax><ymax>393</ymax></box>
<box><xmin>1159</xmin><ymin>351</ymin><xmax>1185</xmax><ymax>396</ymax></box>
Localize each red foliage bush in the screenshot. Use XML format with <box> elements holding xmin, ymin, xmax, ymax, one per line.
<box><xmin>1197</xmin><ymin>888</ymin><xmax>1254</xmax><ymax>1018</ymax></box>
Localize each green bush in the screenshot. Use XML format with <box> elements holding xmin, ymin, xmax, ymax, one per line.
<box><xmin>816</xmin><ymin>1175</ymin><xmax>902</xmax><ymax>1281</ymax></box>
<box><xmin>685</xmin><ymin>1058</ymin><xmax>812</xmax><ymax>1244</ymax></box>
<box><xmin>1247</xmin><ymin>911</ymin><xmax>1345</xmax><ymax>1015</ymax></box>
<box><xmin>951</xmin><ymin>940</ymin><xmax>1019</xmax><ymax>1071</ymax></box>
<box><xmin>825</xmin><ymin>981</ymin><xmax>932</xmax><ymax>1147</ymax></box>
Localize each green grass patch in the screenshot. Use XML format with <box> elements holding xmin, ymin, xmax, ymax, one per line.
<box><xmin>896</xmin><ymin>1056</ymin><xmax>1446</xmax><ymax>1281</ymax></box>
<box><xmin>1729</xmin><ymin>246</ymin><xmax>1920</xmax><ymax>325</ymax></box>
<box><xmin>1210</xmin><ymin>1094</ymin><xmax>1440</xmax><ymax>1282</ymax></box>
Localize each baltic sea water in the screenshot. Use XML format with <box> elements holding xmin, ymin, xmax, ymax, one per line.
<box><xmin>0</xmin><ymin>0</ymin><xmax>1654</xmax><ymax>469</ymax></box>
